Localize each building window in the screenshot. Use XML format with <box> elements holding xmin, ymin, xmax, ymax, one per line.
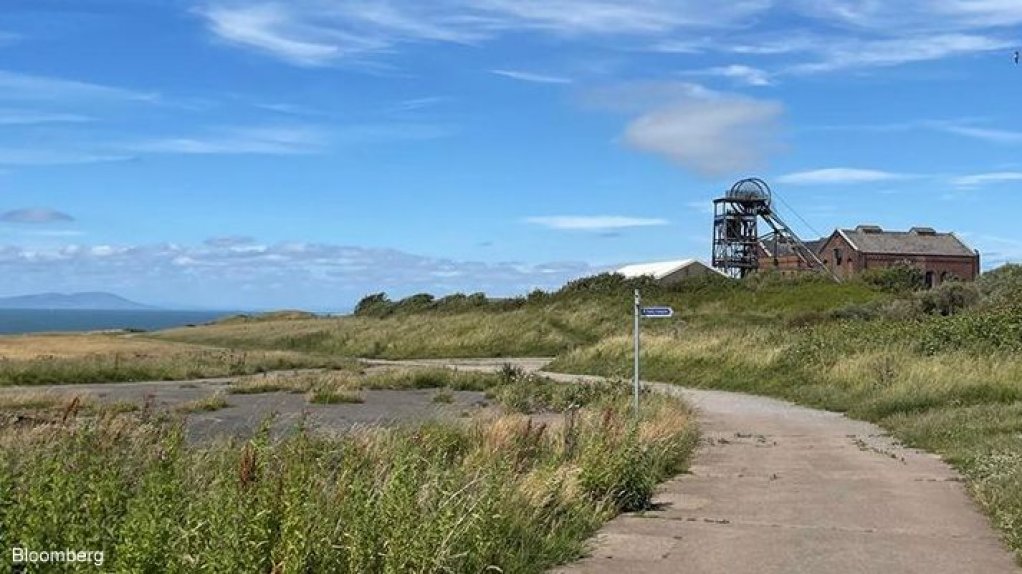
<box><xmin>833</xmin><ymin>248</ymin><xmax>843</xmax><ymax>266</ymax></box>
<box><xmin>925</xmin><ymin>271</ymin><xmax>934</xmax><ymax>289</ymax></box>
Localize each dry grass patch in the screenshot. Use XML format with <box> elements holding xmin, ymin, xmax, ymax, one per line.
<box><xmin>0</xmin><ymin>390</ymin><xmax>80</xmax><ymax>411</ymax></box>
<box><xmin>0</xmin><ymin>333</ymin><xmax>201</xmax><ymax>360</ymax></box>
<box><xmin>230</xmin><ymin>370</ymin><xmax>361</xmax><ymax>395</ymax></box>
<box><xmin>0</xmin><ymin>333</ymin><xmax>359</xmax><ymax>386</ymax></box>
<box><xmin>175</xmin><ymin>392</ymin><xmax>229</xmax><ymax>414</ymax></box>
<box><xmin>307</xmin><ymin>387</ymin><xmax>363</xmax><ymax>405</ymax></box>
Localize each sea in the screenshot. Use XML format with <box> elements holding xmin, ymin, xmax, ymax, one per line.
<box><xmin>0</xmin><ymin>309</ymin><xmax>238</xmax><ymax>335</ymax></box>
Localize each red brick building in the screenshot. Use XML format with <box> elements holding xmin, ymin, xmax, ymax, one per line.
<box><xmin>821</xmin><ymin>225</ymin><xmax>979</xmax><ymax>285</ymax></box>
<box><xmin>759</xmin><ymin>225</ymin><xmax>980</xmax><ymax>286</ymax></box>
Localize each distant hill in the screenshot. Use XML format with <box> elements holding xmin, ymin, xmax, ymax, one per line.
<box><xmin>0</xmin><ymin>292</ymin><xmax>157</xmax><ymax>310</ymax></box>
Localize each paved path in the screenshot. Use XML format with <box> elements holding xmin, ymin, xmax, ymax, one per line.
<box><xmin>395</xmin><ymin>359</ymin><xmax>1019</xmax><ymax>574</ymax></box>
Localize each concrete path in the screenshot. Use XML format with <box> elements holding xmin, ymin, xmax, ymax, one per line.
<box><xmin>396</xmin><ymin>359</ymin><xmax>1019</xmax><ymax>574</ymax></box>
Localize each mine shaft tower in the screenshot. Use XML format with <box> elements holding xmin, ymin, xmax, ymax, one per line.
<box><xmin>712</xmin><ymin>178</ymin><xmax>835</xmax><ymax>280</ymax></box>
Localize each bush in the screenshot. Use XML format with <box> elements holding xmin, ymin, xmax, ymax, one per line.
<box><xmin>555</xmin><ymin>273</ymin><xmax>661</xmax><ymax>298</ymax></box>
<box><xmin>917</xmin><ymin>281</ymin><xmax>980</xmax><ymax>316</ymax></box>
<box><xmin>859</xmin><ymin>263</ymin><xmax>925</xmax><ymax>293</ymax></box>
<box><xmin>392</xmin><ymin>293</ymin><xmax>435</xmax><ymax>314</ymax></box>
<box><xmin>977</xmin><ymin>264</ymin><xmax>1022</xmax><ymax>309</ymax></box>
<box><xmin>354</xmin><ymin>293</ymin><xmax>393</xmax><ymax>317</ymax></box>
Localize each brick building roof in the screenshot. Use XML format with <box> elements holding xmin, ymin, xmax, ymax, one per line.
<box><xmin>835</xmin><ymin>225</ymin><xmax>975</xmax><ymax>257</ymax></box>
<box><xmin>759</xmin><ymin>234</ymin><xmax>825</xmax><ymax>257</ymax></box>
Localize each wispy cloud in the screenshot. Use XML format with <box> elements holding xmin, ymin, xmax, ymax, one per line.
<box><xmin>200</xmin><ymin>4</ymin><xmax>350</xmax><ymax>66</ymax></box>
<box><xmin>685</xmin><ymin>65</ymin><xmax>772</xmax><ymax>86</ymax></box>
<box><xmin>809</xmin><ymin>118</ymin><xmax>1022</xmax><ymax>146</ymax></box>
<box><xmin>787</xmin><ymin>33</ymin><xmax>1013</xmax><ymax>74</ymax></box>
<box><xmin>0</xmin><ymin>149</ymin><xmax>133</xmax><ymax>167</ymax></box>
<box><xmin>951</xmin><ymin>171</ymin><xmax>1022</xmax><ymax>189</ymax></box>
<box><xmin>0</xmin><ymin>109</ymin><xmax>93</xmax><ymax>125</ymax></box>
<box><xmin>0</xmin><ymin>69</ymin><xmax>158</xmax><ymax>103</ymax></box>
<box><xmin>939</xmin><ymin>125</ymin><xmax>1022</xmax><ymax>144</ymax></box>
<box><xmin>135</xmin><ymin>126</ymin><xmax>327</xmax><ymax>155</ymax></box>
<box><xmin>196</xmin><ymin>1</ymin><xmax>1022</xmax><ymax>76</ymax></box>
<box><xmin>491</xmin><ymin>69</ymin><xmax>572</xmax><ymax>84</ymax></box>
<box><xmin>386</xmin><ymin>97</ymin><xmax>450</xmax><ymax>113</ymax></box>
<box><xmin>524</xmin><ymin>215</ymin><xmax>669</xmax><ymax>230</ymax></box>
<box><xmin>0</xmin><ymin>208</ymin><xmax>75</xmax><ymax>224</ymax></box>
<box><xmin>777</xmin><ymin>168</ymin><xmax>911</xmax><ymax>185</ymax></box>
<box><xmin>197</xmin><ymin>1</ymin><xmax>769</xmax><ymax>66</ymax></box>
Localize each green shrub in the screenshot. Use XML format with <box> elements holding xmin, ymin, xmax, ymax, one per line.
<box><xmin>858</xmin><ymin>263</ymin><xmax>925</xmax><ymax>293</ymax></box>
<box><xmin>917</xmin><ymin>281</ymin><xmax>980</xmax><ymax>316</ymax></box>
<box><xmin>353</xmin><ymin>293</ymin><xmax>393</xmax><ymax>317</ymax></box>
<box><xmin>977</xmin><ymin>264</ymin><xmax>1022</xmax><ymax>309</ymax></box>
<box><xmin>555</xmin><ymin>273</ymin><xmax>661</xmax><ymax>299</ymax></box>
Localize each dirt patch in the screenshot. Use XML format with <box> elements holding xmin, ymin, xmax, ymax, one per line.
<box><xmin>0</xmin><ymin>379</ymin><xmax>490</xmax><ymax>441</ymax></box>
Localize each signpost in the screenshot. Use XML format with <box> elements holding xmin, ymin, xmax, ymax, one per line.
<box><xmin>633</xmin><ymin>289</ymin><xmax>673</xmax><ymax>416</ymax></box>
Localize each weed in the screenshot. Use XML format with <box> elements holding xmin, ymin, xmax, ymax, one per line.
<box><xmin>175</xmin><ymin>392</ymin><xmax>229</xmax><ymax>413</ymax></box>
<box><xmin>432</xmin><ymin>389</ymin><xmax>455</xmax><ymax>404</ymax></box>
<box><xmin>0</xmin><ymin>379</ymin><xmax>696</xmax><ymax>572</ymax></box>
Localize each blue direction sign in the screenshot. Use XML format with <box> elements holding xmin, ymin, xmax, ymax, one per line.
<box><xmin>640</xmin><ymin>306</ymin><xmax>674</xmax><ymax>318</ymax></box>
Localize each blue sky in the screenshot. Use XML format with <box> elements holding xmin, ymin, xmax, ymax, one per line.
<box><xmin>2</xmin><ymin>1</ymin><xmax>1022</xmax><ymax>310</ymax></box>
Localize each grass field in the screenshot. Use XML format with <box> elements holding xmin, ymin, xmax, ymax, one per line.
<box><xmin>151</xmin><ymin>268</ymin><xmax>1022</xmax><ymax>560</ymax></box>
<box><xmin>0</xmin><ymin>370</ymin><xmax>696</xmax><ymax>573</ymax></box>
<box><xmin>0</xmin><ymin>333</ymin><xmax>357</xmax><ymax>386</ymax></box>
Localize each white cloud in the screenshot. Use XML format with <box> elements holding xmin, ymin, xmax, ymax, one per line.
<box><xmin>196</xmin><ymin>1</ymin><xmax>1020</xmax><ymax>76</ymax></box>
<box><xmin>951</xmin><ymin>171</ymin><xmax>1022</xmax><ymax>189</ymax></box>
<box><xmin>712</xmin><ymin>65</ymin><xmax>772</xmax><ymax>86</ymax></box>
<box><xmin>788</xmin><ymin>33</ymin><xmax>1012</xmax><ymax>73</ymax></box>
<box><xmin>197</xmin><ymin>1</ymin><xmax>769</xmax><ymax>65</ymax></box>
<box><xmin>491</xmin><ymin>69</ymin><xmax>572</xmax><ymax>84</ymax></box>
<box><xmin>688</xmin><ymin>65</ymin><xmax>772</xmax><ymax>86</ymax></box>
<box><xmin>792</xmin><ymin>0</ymin><xmax>1022</xmax><ymax>30</ymax></box>
<box><xmin>623</xmin><ymin>96</ymin><xmax>783</xmax><ymax>176</ymax></box>
<box><xmin>0</xmin><ymin>240</ymin><xmax>607</xmax><ymax>309</ymax></box>
<box><xmin>0</xmin><ymin>70</ymin><xmax>157</xmax><ymax>103</ymax></box>
<box><xmin>0</xmin><ymin>110</ymin><xmax>92</xmax><ymax>125</ymax></box>
<box><xmin>939</xmin><ymin>125</ymin><xmax>1022</xmax><ymax>144</ymax></box>
<box><xmin>777</xmin><ymin>168</ymin><xmax>910</xmax><ymax>185</ymax></box>
<box><xmin>0</xmin><ymin>149</ymin><xmax>133</xmax><ymax>167</ymax></box>
<box><xmin>135</xmin><ymin>126</ymin><xmax>327</xmax><ymax>155</ymax></box>
<box><xmin>524</xmin><ymin>215</ymin><xmax>669</xmax><ymax>230</ymax></box>
<box><xmin>201</xmin><ymin>4</ymin><xmax>350</xmax><ymax>66</ymax></box>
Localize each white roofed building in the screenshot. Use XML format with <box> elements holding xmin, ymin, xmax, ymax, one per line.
<box><xmin>615</xmin><ymin>259</ymin><xmax>726</xmax><ymax>285</ymax></box>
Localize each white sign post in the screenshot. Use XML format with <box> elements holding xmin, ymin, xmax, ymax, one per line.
<box><xmin>633</xmin><ymin>289</ymin><xmax>674</xmax><ymax>417</ymax></box>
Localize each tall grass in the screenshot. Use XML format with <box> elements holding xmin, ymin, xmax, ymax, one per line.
<box><xmin>549</xmin><ymin>310</ymin><xmax>1022</xmax><ymax>560</ymax></box>
<box><xmin>155</xmin><ymin>278</ymin><xmax>882</xmax><ymax>359</ymax></box>
<box><xmin>1</xmin><ymin>377</ymin><xmax>696</xmax><ymax>573</ymax></box>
